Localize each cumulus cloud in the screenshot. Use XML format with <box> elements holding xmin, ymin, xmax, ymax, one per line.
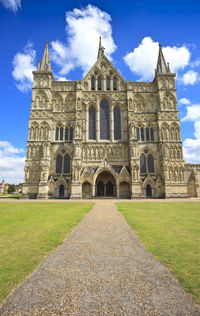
<box><xmin>123</xmin><ymin>37</ymin><xmax>191</xmax><ymax>81</ymax></box>
<box><xmin>181</xmin><ymin>101</ymin><xmax>200</xmax><ymax>163</ymax></box>
<box><xmin>51</xmin><ymin>4</ymin><xmax>117</xmax><ymax>76</ymax></box>
<box><xmin>0</xmin><ymin>0</ymin><xmax>21</xmax><ymax>12</ymax></box>
<box><xmin>178</xmin><ymin>98</ymin><xmax>191</xmax><ymax>106</ymax></box>
<box><xmin>179</xmin><ymin>70</ymin><xmax>199</xmax><ymax>85</ymax></box>
<box><xmin>0</xmin><ymin>141</ymin><xmax>25</xmax><ymax>184</ymax></box>
<box><xmin>12</xmin><ymin>42</ymin><xmax>36</xmax><ymax>92</ymax></box>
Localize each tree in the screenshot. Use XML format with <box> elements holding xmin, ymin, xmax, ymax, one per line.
<box><xmin>8</xmin><ymin>184</ymin><xmax>16</xmax><ymax>194</ymax></box>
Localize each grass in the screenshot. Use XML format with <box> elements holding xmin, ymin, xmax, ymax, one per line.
<box><xmin>117</xmin><ymin>202</ymin><xmax>200</xmax><ymax>304</ymax></box>
<box><xmin>0</xmin><ymin>202</ymin><xmax>93</xmax><ymax>304</ymax></box>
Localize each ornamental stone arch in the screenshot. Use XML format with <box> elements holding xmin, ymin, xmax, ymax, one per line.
<box><xmin>133</xmin><ymin>94</ymin><xmax>144</xmax><ymax>112</ymax></box>
<box><xmin>29</xmin><ymin>121</ymin><xmax>39</xmax><ymax>140</ymax></box>
<box><xmin>40</xmin><ymin>121</ymin><xmax>50</xmax><ymax>141</ymax></box>
<box><xmin>34</xmin><ymin>90</ymin><xmax>48</xmax><ymax>109</ymax></box>
<box><xmin>55</xmin><ymin>175</ymin><xmax>70</xmax><ymax>198</ymax></box>
<box><xmin>145</xmin><ymin>94</ymin><xmax>158</xmax><ymax>112</ymax></box>
<box><xmin>143</xmin><ymin>174</ymin><xmax>155</xmax><ymax>197</ymax></box>
<box><xmin>162</xmin><ymin>92</ymin><xmax>176</xmax><ymax>110</ymax></box>
<box><xmin>52</xmin><ymin>93</ymin><xmax>63</xmax><ymax>112</ymax></box>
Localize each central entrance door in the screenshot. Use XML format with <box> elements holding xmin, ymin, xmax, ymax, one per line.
<box><xmin>146</xmin><ymin>184</ymin><xmax>152</xmax><ymax>197</ymax></box>
<box><xmin>59</xmin><ymin>184</ymin><xmax>64</xmax><ymax>198</ymax></box>
<box><xmin>96</xmin><ymin>171</ymin><xmax>116</xmax><ymax>197</ymax></box>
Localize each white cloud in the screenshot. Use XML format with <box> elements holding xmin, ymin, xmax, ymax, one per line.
<box><xmin>12</xmin><ymin>42</ymin><xmax>36</xmax><ymax>92</ymax></box>
<box><xmin>179</xmin><ymin>98</ymin><xmax>191</xmax><ymax>106</ymax></box>
<box><xmin>182</xmin><ymin>101</ymin><xmax>200</xmax><ymax>163</ymax></box>
<box><xmin>179</xmin><ymin>70</ymin><xmax>199</xmax><ymax>85</ymax></box>
<box><xmin>182</xmin><ymin>104</ymin><xmax>200</xmax><ymax>122</ymax></box>
<box><xmin>0</xmin><ymin>141</ymin><xmax>25</xmax><ymax>184</ymax></box>
<box><xmin>0</xmin><ymin>0</ymin><xmax>21</xmax><ymax>12</ymax></box>
<box><xmin>51</xmin><ymin>4</ymin><xmax>117</xmax><ymax>76</ymax></box>
<box><xmin>123</xmin><ymin>37</ymin><xmax>191</xmax><ymax>81</ymax></box>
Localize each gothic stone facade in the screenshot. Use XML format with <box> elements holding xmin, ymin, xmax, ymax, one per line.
<box><xmin>22</xmin><ymin>40</ymin><xmax>200</xmax><ymax>199</ymax></box>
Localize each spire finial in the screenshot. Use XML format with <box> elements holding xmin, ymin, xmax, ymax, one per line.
<box><xmin>156</xmin><ymin>42</ymin><xmax>170</xmax><ymax>74</ymax></box>
<box><xmin>97</xmin><ymin>36</ymin><xmax>105</xmax><ymax>60</ymax></box>
<box><xmin>38</xmin><ymin>41</ymin><xmax>52</xmax><ymax>72</ymax></box>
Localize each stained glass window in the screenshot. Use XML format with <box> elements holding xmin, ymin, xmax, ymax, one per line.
<box><xmin>65</xmin><ymin>128</ymin><xmax>68</xmax><ymax>141</ymax></box>
<box><xmin>114</xmin><ymin>106</ymin><xmax>121</xmax><ymax>140</ymax></box>
<box><xmin>89</xmin><ymin>106</ymin><xmax>96</xmax><ymax>139</ymax></box>
<box><xmin>141</xmin><ymin>128</ymin><xmax>144</xmax><ymax>141</ymax></box>
<box><xmin>56</xmin><ymin>154</ymin><xmax>62</xmax><ymax>173</ymax></box>
<box><xmin>147</xmin><ymin>154</ymin><xmax>154</xmax><ymax>173</ymax></box>
<box><xmin>55</xmin><ymin>127</ymin><xmax>59</xmax><ymax>140</ymax></box>
<box><xmin>100</xmin><ymin>99</ymin><xmax>110</xmax><ymax>140</ymax></box>
<box><xmin>98</xmin><ymin>77</ymin><xmax>102</xmax><ymax>90</ymax></box>
<box><xmin>150</xmin><ymin>128</ymin><xmax>154</xmax><ymax>141</ymax></box>
<box><xmin>70</xmin><ymin>127</ymin><xmax>73</xmax><ymax>140</ymax></box>
<box><xmin>60</xmin><ymin>127</ymin><xmax>63</xmax><ymax>141</ymax></box>
<box><xmin>146</xmin><ymin>128</ymin><xmax>150</xmax><ymax>141</ymax></box>
<box><xmin>136</xmin><ymin>127</ymin><xmax>140</xmax><ymax>140</ymax></box>
<box><xmin>91</xmin><ymin>77</ymin><xmax>95</xmax><ymax>90</ymax></box>
<box><xmin>64</xmin><ymin>154</ymin><xmax>70</xmax><ymax>173</ymax></box>
<box><xmin>113</xmin><ymin>77</ymin><xmax>117</xmax><ymax>90</ymax></box>
<box><xmin>106</xmin><ymin>77</ymin><xmax>110</xmax><ymax>90</ymax></box>
<box><xmin>140</xmin><ymin>154</ymin><xmax>146</xmax><ymax>173</ymax></box>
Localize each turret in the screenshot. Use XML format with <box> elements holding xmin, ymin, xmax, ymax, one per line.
<box><xmin>155</xmin><ymin>43</ymin><xmax>171</xmax><ymax>75</ymax></box>
<box><xmin>97</xmin><ymin>36</ymin><xmax>105</xmax><ymax>60</ymax></box>
<box><xmin>37</xmin><ymin>41</ymin><xmax>52</xmax><ymax>72</ymax></box>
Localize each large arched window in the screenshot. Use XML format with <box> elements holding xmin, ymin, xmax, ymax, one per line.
<box><xmin>147</xmin><ymin>154</ymin><xmax>154</xmax><ymax>173</ymax></box>
<box><xmin>140</xmin><ymin>150</ymin><xmax>154</xmax><ymax>174</ymax></box>
<box><xmin>56</xmin><ymin>154</ymin><xmax>62</xmax><ymax>173</ymax></box>
<box><xmin>100</xmin><ymin>99</ymin><xmax>110</xmax><ymax>140</ymax></box>
<box><xmin>64</xmin><ymin>154</ymin><xmax>70</xmax><ymax>173</ymax></box>
<box><xmin>114</xmin><ymin>106</ymin><xmax>121</xmax><ymax>140</ymax></box>
<box><xmin>56</xmin><ymin>151</ymin><xmax>70</xmax><ymax>174</ymax></box>
<box><xmin>89</xmin><ymin>106</ymin><xmax>96</xmax><ymax>140</ymax></box>
<box><xmin>140</xmin><ymin>154</ymin><xmax>146</xmax><ymax>173</ymax></box>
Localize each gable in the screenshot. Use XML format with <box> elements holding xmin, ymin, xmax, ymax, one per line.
<box><xmin>83</xmin><ymin>54</ymin><xmax>125</xmax><ymax>83</ymax></box>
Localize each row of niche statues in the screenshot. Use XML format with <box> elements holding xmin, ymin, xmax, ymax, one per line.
<box><xmin>161</xmin><ymin>125</ymin><xmax>180</xmax><ymax>141</ymax></box>
<box><xmin>163</xmin><ymin>146</ymin><xmax>183</xmax><ymax>160</ymax></box>
<box><xmin>128</xmin><ymin>93</ymin><xmax>176</xmax><ymax>112</ymax></box>
<box><xmin>29</xmin><ymin>124</ymin><xmax>49</xmax><ymax>141</ymax></box>
<box><xmin>26</xmin><ymin>143</ymin><xmax>50</xmax><ymax>159</ymax></box>
<box><xmin>52</xmin><ymin>98</ymin><xmax>75</xmax><ymax>112</ymax></box>
<box><xmin>82</xmin><ymin>144</ymin><xmax>128</xmax><ymax>161</ymax></box>
<box><xmin>24</xmin><ymin>165</ymin><xmax>49</xmax><ymax>182</ymax></box>
<box><xmin>165</xmin><ymin>166</ymin><xmax>185</xmax><ymax>182</ymax></box>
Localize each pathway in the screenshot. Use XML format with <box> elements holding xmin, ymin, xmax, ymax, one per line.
<box><xmin>0</xmin><ymin>201</ymin><xmax>199</xmax><ymax>315</ymax></box>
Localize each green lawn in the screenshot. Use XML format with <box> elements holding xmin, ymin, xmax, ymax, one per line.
<box><xmin>117</xmin><ymin>202</ymin><xmax>200</xmax><ymax>304</ymax></box>
<box><xmin>0</xmin><ymin>202</ymin><xmax>93</xmax><ymax>304</ymax></box>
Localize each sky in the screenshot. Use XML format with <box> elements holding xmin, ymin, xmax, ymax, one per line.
<box><xmin>1</xmin><ymin>0</ymin><xmax>200</xmax><ymax>184</ymax></box>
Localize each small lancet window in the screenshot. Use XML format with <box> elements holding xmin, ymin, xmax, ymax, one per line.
<box><xmin>141</xmin><ymin>128</ymin><xmax>144</xmax><ymax>141</ymax></box>
<box><xmin>56</xmin><ymin>154</ymin><xmax>62</xmax><ymax>173</ymax></box>
<box><xmin>91</xmin><ymin>77</ymin><xmax>95</xmax><ymax>90</ymax></box>
<box><xmin>106</xmin><ymin>77</ymin><xmax>110</xmax><ymax>90</ymax></box>
<box><xmin>55</xmin><ymin>127</ymin><xmax>59</xmax><ymax>140</ymax></box>
<box><xmin>136</xmin><ymin>127</ymin><xmax>140</xmax><ymax>140</ymax></box>
<box><xmin>60</xmin><ymin>127</ymin><xmax>63</xmax><ymax>141</ymax></box>
<box><xmin>64</xmin><ymin>154</ymin><xmax>70</xmax><ymax>173</ymax></box>
<box><xmin>70</xmin><ymin>127</ymin><xmax>73</xmax><ymax>140</ymax></box>
<box><xmin>65</xmin><ymin>128</ymin><xmax>68</xmax><ymax>141</ymax></box>
<box><xmin>113</xmin><ymin>77</ymin><xmax>117</xmax><ymax>90</ymax></box>
<box><xmin>150</xmin><ymin>128</ymin><xmax>154</xmax><ymax>141</ymax></box>
<box><xmin>98</xmin><ymin>77</ymin><xmax>102</xmax><ymax>90</ymax></box>
<box><xmin>140</xmin><ymin>154</ymin><xmax>146</xmax><ymax>173</ymax></box>
<box><xmin>146</xmin><ymin>128</ymin><xmax>150</xmax><ymax>141</ymax></box>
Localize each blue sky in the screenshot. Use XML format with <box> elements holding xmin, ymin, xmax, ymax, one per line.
<box><xmin>1</xmin><ymin>0</ymin><xmax>200</xmax><ymax>183</ymax></box>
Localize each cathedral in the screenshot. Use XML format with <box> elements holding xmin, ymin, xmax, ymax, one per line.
<box><xmin>22</xmin><ymin>38</ymin><xmax>200</xmax><ymax>199</ymax></box>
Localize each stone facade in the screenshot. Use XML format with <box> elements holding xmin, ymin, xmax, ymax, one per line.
<box><xmin>22</xmin><ymin>39</ymin><xmax>200</xmax><ymax>199</ymax></box>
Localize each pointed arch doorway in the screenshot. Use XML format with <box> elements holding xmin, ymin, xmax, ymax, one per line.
<box><xmin>146</xmin><ymin>184</ymin><xmax>152</xmax><ymax>197</ymax></box>
<box><xmin>96</xmin><ymin>171</ymin><xmax>116</xmax><ymax>197</ymax></box>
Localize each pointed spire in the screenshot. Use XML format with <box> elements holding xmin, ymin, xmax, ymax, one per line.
<box><xmin>97</xmin><ymin>36</ymin><xmax>105</xmax><ymax>60</ymax></box>
<box><xmin>156</xmin><ymin>43</ymin><xmax>170</xmax><ymax>74</ymax></box>
<box><xmin>39</xmin><ymin>41</ymin><xmax>52</xmax><ymax>72</ymax></box>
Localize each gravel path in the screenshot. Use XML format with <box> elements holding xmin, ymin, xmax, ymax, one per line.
<box><xmin>0</xmin><ymin>201</ymin><xmax>199</xmax><ymax>315</ymax></box>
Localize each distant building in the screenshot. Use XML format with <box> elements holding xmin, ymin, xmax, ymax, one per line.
<box><xmin>22</xmin><ymin>39</ymin><xmax>200</xmax><ymax>199</ymax></box>
<box><xmin>0</xmin><ymin>180</ymin><xmax>8</xmax><ymax>194</ymax></box>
